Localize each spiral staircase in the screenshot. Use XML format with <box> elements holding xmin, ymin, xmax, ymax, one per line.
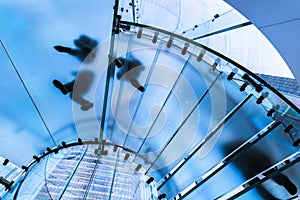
<box><xmin>0</xmin><ymin>0</ymin><xmax>299</xmax><ymax>199</ymax></box>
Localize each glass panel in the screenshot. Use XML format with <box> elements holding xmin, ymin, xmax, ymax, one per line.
<box><xmin>1</xmin><ymin>1</ymin><xmax>299</xmax><ymax>199</ymax></box>
<box><xmin>0</xmin><ymin>42</ymin><xmax>56</xmax><ymax>166</ymax></box>
<box><xmin>0</xmin><ymin>0</ymin><xmax>115</xmax><ymax>166</ymax></box>
<box><xmin>118</xmin><ymin>0</ymin><xmax>297</xmax><ymax>80</ymax></box>
<box><xmin>182</xmin><ymin>9</ymin><xmax>249</xmax><ymax>40</ymax></box>
<box><xmin>119</xmin><ymin>0</ymin><xmax>136</xmax><ymax>23</ymax></box>
<box><xmin>111</xmin><ymin>22</ymin><xmax>300</xmax><ymax>200</ymax></box>
<box><xmin>196</xmin><ymin>25</ymin><xmax>296</xmax><ymax>79</ymax></box>
<box><xmin>12</xmin><ymin>144</ymin><xmax>154</xmax><ymax>200</ymax></box>
<box><xmin>0</xmin><ymin>156</ymin><xmax>22</xmax><ymax>198</ymax></box>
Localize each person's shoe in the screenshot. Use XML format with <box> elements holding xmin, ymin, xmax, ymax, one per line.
<box><xmin>137</xmin><ymin>86</ymin><xmax>145</xmax><ymax>92</ymax></box>
<box><xmin>81</xmin><ymin>102</ymin><xmax>93</xmax><ymax>111</ymax></box>
<box><xmin>54</xmin><ymin>45</ymin><xmax>72</xmax><ymax>54</ymax></box>
<box><xmin>53</xmin><ymin>80</ymin><xmax>68</xmax><ymax>95</ymax></box>
<box><xmin>114</xmin><ymin>58</ymin><xmax>124</xmax><ymax>68</ymax></box>
<box><xmin>282</xmin><ymin>178</ymin><xmax>298</xmax><ymax>195</ymax></box>
<box><xmin>274</xmin><ymin>174</ymin><xmax>298</xmax><ymax>195</ymax></box>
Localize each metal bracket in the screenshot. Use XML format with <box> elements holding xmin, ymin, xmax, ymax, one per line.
<box><xmin>0</xmin><ymin>176</ymin><xmax>14</xmax><ymax>190</ymax></box>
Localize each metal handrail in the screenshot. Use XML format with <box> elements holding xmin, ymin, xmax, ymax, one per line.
<box><xmin>119</xmin><ymin>20</ymin><xmax>300</xmax><ymax>115</ymax></box>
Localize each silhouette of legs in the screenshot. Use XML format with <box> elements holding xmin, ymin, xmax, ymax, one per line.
<box><xmin>272</xmin><ymin>173</ymin><xmax>298</xmax><ymax>195</ymax></box>
<box><xmin>72</xmin><ymin>94</ymin><xmax>93</xmax><ymax>111</ymax></box>
<box><xmin>80</xmin><ymin>102</ymin><xmax>93</xmax><ymax>111</ymax></box>
<box><xmin>53</xmin><ymin>80</ymin><xmax>74</xmax><ymax>95</ymax></box>
<box><xmin>54</xmin><ymin>45</ymin><xmax>72</xmax><ymax>54</ymax></box>
<box><xmin>130</xmin><ymin>79</ymin><xmax>145</xmax><ymax>92</ymax></box>
<box><xmin>53</xmin><ymin>79</ymin><xmax>93</xmax><ymax>111</ymax></box>
<box><xmin>54</xmin><ymin>46</ymin><xmax>87</xmax><ymax>61</ymax></box>
<box><xmin>221</xmin><ymin>141</ymin><xmax>298</xmax><ymax>199</ymax></box>
<box><xmin>114</xmin><ymin>57</ymin><xmax>145</xmax><ymax>92</ymax></box>
<box><xmin>116</xmin><ymin>71</ymin><xmax>145</xmax><ymax>92</ymax></box>
<box><xmin>114</xmin><ymin>57</ymin><xmax>125</xmax><ymax>68</ymax></box>
<box><xmin>54</xmin><ymin>35</ymin><xmax>98</xmax><ymax>62</ymax></box>
<box><xmin>74</xmin><ymin>35</ymin><xmax>98</xmax><ymax>53</ymax></box>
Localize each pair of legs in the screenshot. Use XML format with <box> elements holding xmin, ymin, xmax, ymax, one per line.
<box><xmin>130</xmin><ymin>79</ymin><xmax>145</xmax><ymax>92</ymax></box>
<box><xmin>114</xmin><ymin>57</ymin><xmax>145</xmax><ymax>92</ymax></box>
<box><xmin>54</xmin><ymin>35</ymin><xmax>98</xmax><ymax>62</ymax></box>
<box><xmin>272</xmin><ymin>173</ymin><xmax>298</xmax><ymax>196</ymax></box>
<box><xmin>222</xmin><ymin>141</ymin><xmax>298</xmax><ymax>199</ymax></box>
<box><xmin>53</xmin><ymin>80</ymin><xmax>93</xmax><ymax>111</ymax></box>
<box><xmin>252</xmin><ymin>173</ymin><xmax>297</xmax><ymax>200</ymax></box>
<box><xmin>54</xmin><ymin>46</ymin><xmax>93</xmax><ymax>62</ymax></box>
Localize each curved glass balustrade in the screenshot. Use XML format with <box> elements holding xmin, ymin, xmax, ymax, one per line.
<box><xmin>7</xmin><ymin>142</ymin><xmax>154</xmax><ymax>200</ymax></box>
<box><xmin>96</xmin><ymin>20</ymin><xmax>300</xmax><ymax>199</ymax></box>
<box><xmin>8</xmin><ymin>20</ymin><xmax>299</xmax><ymax>200</ymax></box>
<box><xmin>118</xmin><ymin>0</ymin><xmax>296</xmax><ymax>80</ymax></box>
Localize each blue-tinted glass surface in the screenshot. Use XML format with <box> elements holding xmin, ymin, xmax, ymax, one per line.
<box><xmin>0</xmin><ymin>1</ymin><xmax>299</xmax><ymax>200</ymax></box>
